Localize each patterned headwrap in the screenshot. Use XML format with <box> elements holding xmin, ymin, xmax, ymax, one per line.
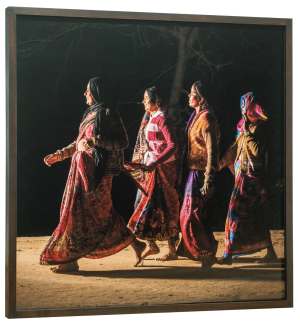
<box><xmin>236</xmin><ymin>92</ymin><xmax>268</xmax><ymax>138</ymax></box>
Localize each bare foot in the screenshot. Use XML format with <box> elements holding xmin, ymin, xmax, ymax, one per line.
<box><xmin>50</xmin><ymin>261</ymin><xmax>79</xmax><ymax>273</ymax></box>
<box><xmin>131</xmin><ymin>240</ymin><xmax>147</xmax><ymax>267</ymax></box>
<box><xmin>255</xmin><ymin>253</ymin><xmax>278</xmax><ymax>264</ymax></box>
<box><xmin>141</xmin><ymin>242</ymin><xmax>160</xmax><ymax>259</ymax></box>
<box><xmin>156</xmin><ymin>252</ymin><xmax>178</xmax><ymax>261</ymax></box>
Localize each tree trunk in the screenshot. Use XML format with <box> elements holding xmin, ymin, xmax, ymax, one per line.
<box><xmin>168</xmin><ymin>27</ymin><xmax>198</xmax><ymax>123</ymax></box>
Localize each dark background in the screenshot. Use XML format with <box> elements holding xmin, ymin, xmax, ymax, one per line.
<box><xmin>16</xmin><ymin>15</ymin><xmax>285</xmax><ymax>236</ymax></box>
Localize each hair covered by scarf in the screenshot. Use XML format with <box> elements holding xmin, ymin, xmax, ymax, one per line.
<box><xmin>81</xmin><ymin>77</ymin><xmax>103</xmax><ymax>122</ymax></box>
<box><xmin>89</xmin><ymin>77</ymin><xmax>102</xmax><ymax>103</ymax></box>
<box><xmin>236</xmin><ymin>92</ymin><xmax>268</xmax><ymax>138</ymax></box>
<box><xmin>81</xmin><ymin>77</ymin><xmax>109</xmax><ymax>189</ymax></box>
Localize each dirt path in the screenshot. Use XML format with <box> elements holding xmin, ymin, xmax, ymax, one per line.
<box><xmin>16</xmin><ymin>231</ymin><xmax>285</xmax><ymax>310</ymax></box>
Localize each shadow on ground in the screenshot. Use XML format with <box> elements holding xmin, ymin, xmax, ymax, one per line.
<box><xmin>65</xmin><ymin>258</ymin><xmax>285</xmax><ymax>281</ymax></box>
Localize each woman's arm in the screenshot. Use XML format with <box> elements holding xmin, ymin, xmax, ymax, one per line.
<box><xmin>219</xmin><ymin>142</ymin><xmax>237</xmax><ymax>169</ymax></box>
<box><xmin>58</xmin><ymin>141</ymin><xmax>77</xmax><ymax>159</ymax></box>
<box><xmin>44</xmin><ymin>140</ymin><xmax>76</xmax><ymax>166</ymax></box>
<box><xmin>202</xmin><ymin>117</ymin><xmax>220</xmax><ymax>181</ymax></box>
<box><xmin>244</xmin><ymin>123</ymin><xmax>268</xmax><ymax>157</ymax></box>
<box><xmin>154</xmin><ymin>116</ymin><xmax>178</xmax><ymax>165</ymax></box>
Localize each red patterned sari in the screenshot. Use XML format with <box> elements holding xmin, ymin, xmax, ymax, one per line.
<box><xmin>126</xmin><ymin>112</ymin><xmax>180</xmax><ymax>242</ymax></box>
<box><xmin>40</xmin><ymin>112</ymin><xmax>134</xmax><ymax>265</ymax></box>
<box><xmin>127</xmin><ymin>162</ymin><xmax>179</xmax><ymax>241</ymax></box>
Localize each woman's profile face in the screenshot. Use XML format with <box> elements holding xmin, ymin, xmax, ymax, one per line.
<box><xmin>241</xmin><ymin>99</ymin><xmax>246</xmax><ymax>115</ymax></box>
<box><xmin>188</xmin><ymin>85</ymin><xmax>199</xmax><ymax>108</ymax></box>
<box><xmin>143</xmin><ymin>91</ymin><xmax>156</xmax><ymax>113</ymax></box>
<box><xmin>84</xmin><ymin>82</ymin><xmax>94</xmax><ymax>106</ymax></box>
<box><xmin>241</xmin><ymin>98</ymin><xmax>254</xmax><ymax>121</ymax></box>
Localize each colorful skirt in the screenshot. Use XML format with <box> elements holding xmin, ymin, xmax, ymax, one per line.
<box><xmin>128</xmin><ymin>162</ymin><xmax>179</xmax><ymax>241</ymax></box>
<box><xmin>222</xmin><ymin>161</ymin><xmax>272</xmax><ymax>257</ymax></box>
<box><xmin>40</xmin><ymin>149</ymin><xmax>134</xmax><ymax>265</ymax></box>
<box><xmin>177</xmin><ymin>169</ymin><xmax>218</xmax><ymax>259</ymax></box>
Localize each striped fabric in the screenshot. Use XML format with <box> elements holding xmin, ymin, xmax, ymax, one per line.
<box><xmin>144</xmin><ymin>110</ymin><xmax>178</xmax><ymax>165</ymax></box>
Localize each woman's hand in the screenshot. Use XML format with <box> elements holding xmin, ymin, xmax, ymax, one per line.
<box><xmin>218</xmin><ymin>162</ymin><xmax>223</xmax><ymax>171</ymax></box>
<box><xmin>78</xmin><ymin>138</ymin><xmax>94</xmax><ymax>151</ymax></box>
<box><xmin>200</xmin><ymin>182</ymin><xmax>214</xmax><ymax>195</ymax></box>
<box><xmin>44</xmin><ymin>154</ymin><xmax>58</xmax><ymax>167</ymax></box>
<box><xmin>144</xmin><ymin>162</ymin><xmax>156</xmax><ymax>172</ymax></box>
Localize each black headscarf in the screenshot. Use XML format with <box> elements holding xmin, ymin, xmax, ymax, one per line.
<box><xmin>82</xmin><ymin>77</ymin><xmax>103</xmax><ymax>121</ymax></box>
<box><xmin>82</xmin><ymin>77</ymin><xmax>109</xmax><ymax>189</ymax></box>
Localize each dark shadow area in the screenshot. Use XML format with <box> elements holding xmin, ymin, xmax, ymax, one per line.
<box><xmin>231</xmin><ymin>257</ymin><xmax>284</xmax><ymax>264</ymax></box>
<box><xmin>16</xmin><ymin>15</ymin><xmax>285</xmax><ymax>236</ymax></box>
<box><xmin>145</xmin><ymin>257</ymin><xmax>284</xmax><ymax>264</ymax></box>
<box><xmin>65</xmin><ymin>265</ymin><xmax>285</xmax><ymax>281</ymax></box>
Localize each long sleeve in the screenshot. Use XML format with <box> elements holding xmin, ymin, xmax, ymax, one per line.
<box><xmin>202</xmin><ymin>119</ymin><xmax>220</xmax><ymax>181</ymax></box>
<box><xmin>219</xmin><ymin>142</ymin><xmax>237</xmax><ymax>175</ymax></box>
<box><xmin>244</xmin><ymin>124</ymin><xmax>268</xmax><ymax>157</ymax></box>
<box><xmin>55</xmin><ymin>141</ymin><xmax>77</xmax><ymax>161</ymax></box>
<box><xmin>92</xmin><ymin>109</ymin><xmax>129</xmax><ymax>151</ymax></box>
<box><xmin>155</xmin><ymin>117</ymin><xmax>178</xmax><ymax>165</ymax></box>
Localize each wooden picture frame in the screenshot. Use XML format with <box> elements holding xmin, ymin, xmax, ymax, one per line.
<box><xmin>6</xmin><ymin>6</ymin><xmax>293</xmax><ymax>319</ymax></box>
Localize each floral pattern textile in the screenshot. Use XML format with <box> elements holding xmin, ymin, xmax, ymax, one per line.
<box><xmin>40</xmin><ymin>113</ymin><xmax>134</xmax><ymax>265</ymax></box>
<box><xmin>123</xmin><ymin>162</ymin><xmax>149</xmax><ymax>196</ymax></box>
<box><xmin>128</xmin><ymin>162</ymin><xmax>179</xmax><ymax>241</ymax></box>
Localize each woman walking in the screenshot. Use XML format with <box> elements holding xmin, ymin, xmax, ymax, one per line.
<box><xmin>160</xmin><ymin>81</ymin><xmax>220</xmax><ymax>268</ymax></box>
<box><xmin>127</xmin><ymin>87</ymin><xmax>180</xmax><ymax>265</ymax></box>
<box><xmin>218</xmin><ymin>92</ymin><xmax>277</xmax><ymax>265</ymax></box>
<box><xmin>40</xmin><ymin>77</ymin><xmax>144</xmax><ymax>272</ymax></box>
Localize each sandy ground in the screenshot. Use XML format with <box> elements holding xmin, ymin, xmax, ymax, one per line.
<box><xmin>16</xmin><ymin>231</ymin><xmax>285</xmax><ymax>311</ymax></box>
